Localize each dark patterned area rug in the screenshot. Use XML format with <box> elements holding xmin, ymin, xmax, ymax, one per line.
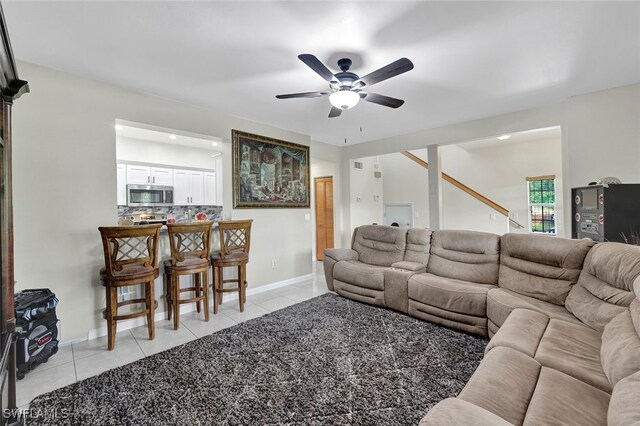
<box><xmin>27</xmin><ymin>294</ymin><xmax>486</xmax><ymax>425</ymax></box>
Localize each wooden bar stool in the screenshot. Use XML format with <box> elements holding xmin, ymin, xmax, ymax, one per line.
<box><xmin>98</xmin><ymin>224</ymin><xmax>161</xmax><ymax>351</ymax></box>
<box><xmin>212</xmin><ymin>219</ymin><xmax>253</xmax><ymax>314</ymax></box>
<box><xmin>164</xmin><ymin>221</ymin><xmax>213</xmax><ymax>330</ymax></box>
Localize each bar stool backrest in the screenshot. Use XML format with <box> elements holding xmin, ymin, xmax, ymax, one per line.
<box><xmin>218</xmin><ymin>219</ymin><xmax>253</xmax><ymax>259</ymax></box>
<box><xmin>98</xmin><ymin>224</ymin><xmax>162</xmax><ymax>275</ymax></box>
<box><xmin>166</xmin><ymin>221</ymin><xmax>213</xmax><ymax>264</ymax></box>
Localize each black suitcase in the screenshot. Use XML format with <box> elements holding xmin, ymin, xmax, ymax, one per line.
<box><xmin>14</xmin><ymin>289</ymin><xmax>60</xmax><ymax>380</ymax></box>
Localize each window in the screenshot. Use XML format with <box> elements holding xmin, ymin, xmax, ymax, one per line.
<box><xmin>527</xmin><ymin>175</ymin><xmax>556</xmax><ymax>234</ymax></box>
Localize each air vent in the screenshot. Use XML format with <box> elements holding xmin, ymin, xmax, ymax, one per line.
<box><xmin>354</xmin><ymin>161</ymin><xmax>363</xmax><ymax>170</ymax></box>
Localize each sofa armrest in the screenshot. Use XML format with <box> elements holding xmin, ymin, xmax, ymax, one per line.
<box><xmin>419</xmin><ymin>398</ymin><xmax>514</xmax><ymax>426</ymax></box>
<box><xmin>323</xmin><ymin>248</ymin><xmax>359</xmax><ymax>262</ymax></box>
<box><xmin>391</xmin><ymin>261</ymin><xmax>426</xmax><ymax>272</ymax></box>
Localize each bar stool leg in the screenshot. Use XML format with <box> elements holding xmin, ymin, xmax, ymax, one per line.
<box><xmin>238</xmin><ymin>265</ymin><xmax>245</xmax><ymax>313</ymax></box>
<box><xmin>146</xmin><ymin>280</ymin><xmax>155</xmax><ymax>341</ymax></box>
<box><xmin>242</xmin><ymin>267</ymin><xmax>247</xmax><ymax>305</ymax></box>
<box><xmin>195</xmin><ymin>272</ymin><xmax>202</xmax><ymax>314</ymax></box>
<box><xmin>172</xmin><ymin>273</ymin><xmax>180</xmax><ymax>330</ymax></box>
<box><xmin>213</xmin><ymin>265</ymin><xmax>220</xmax><ymax>314</ymax></box>
<box><xmin>106</xmin><ymin>283</ymin><xmax>117</xmax><ymax>351</ymax></box>
<box><xmin>203</xmin><ymin>270</ymin><xmax>210</xmax><ymax>322</ymax></box>
<box><xmin>165</xmin><ymin>272</ymin><xmax>173</xmax><ymax>321</ymax></box>
<box><xmin>218</xmin><ymin>266</ymin><xmax>224</xmax><ymax>305</ymax></box>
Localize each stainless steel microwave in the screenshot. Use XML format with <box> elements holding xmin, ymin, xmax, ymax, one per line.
<box><xmin>126</xmin><ymin>185</ymin><xmax>174</xmax><ymax>207</ymax></box>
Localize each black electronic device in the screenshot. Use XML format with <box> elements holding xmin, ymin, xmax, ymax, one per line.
<box><xmin>572</xmin><ymin>184</ymin><xmax>640</xmax><ymax>242</ymax></box>
<box><xmin>14</xmin><ymin>289</ymin><xmax>60</xmax><ymax>380</ymax></box>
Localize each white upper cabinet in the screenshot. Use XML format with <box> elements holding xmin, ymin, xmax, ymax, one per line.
<box><xmin>173</xmin><ymin>169</ymin><xmax>190</xmax><ymax>205</ymax></box>
<box><xmin>116</xmin><ymin>163</ymin><xmax>127</xmax><ymax>205</ymax></box>
<box><xmin>126</xmin><ymin>165</ymin><xmax>173</xmax><ymax>186</ymax></box>
<box><xmin>189</xmin><ymin>171</ymin><xmax>204</xmax><ymax>205</ymax></box>
<box><xmin>126</xmin><ymin>165</ymin><xmax>151</xmax><ymax>185</ymax></box>
<box><xmin>120</xmin><ymin>162</ymin><xmax>216</xmax><ymax>206</ymax></box>
<box><xmin>151</xmin><ymin>167</ymin><xmax>173</xmax><ymax>186</ymax></box>
<box><xmin>173</xmin><ymin>169</ymin><xmax>204</xmax><ymax>205</ymax></box>
<box><xmin>204</xmin><ymin>172</ymin><xmax>216</xmax><ymax>205</ymax></box>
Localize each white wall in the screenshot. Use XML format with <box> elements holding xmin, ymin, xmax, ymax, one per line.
<box><xmin>339</xmin><ymin>83</ymin><xmax>640</xmax><ymax>243</ymax></box>
<box><xmin>440</xmin><ymin>137</ymin><xmax>563</xmax><ymax>235</ymax></box>
<box><xmin>116</xmin><ymin>136</ymin><xmax>217</xmax><ymax>170</ymax></box>
<box><xmin>12</xmin><ymin>61</ymin><xmax>314</xmax><ymax>341</ymax></box>
<box><xmin>349</xmin><ymin>157</ymin><xmax>384</xmax><ymax>232</ymax></box>
<box><xmin>380</xmin><ymin>151</ymin><xmax>430</xmax><ymax>228</ymax></box>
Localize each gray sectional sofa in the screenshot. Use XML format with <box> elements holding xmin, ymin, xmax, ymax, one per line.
<box><xmin>323</xmin><ymin>225</ymin><xmax>640</xmax><ymax>426</ymax></box>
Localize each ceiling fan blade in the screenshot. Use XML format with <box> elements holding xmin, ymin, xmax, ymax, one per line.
<box><xmin>298</xmin><ymin>54</ymin><xmax>336</xmax><ymax>83</ymax></box>
<box><xmin>355</xmin><ymin>58</ymin><xmax>414</xmax><ymax>87</ymax></box>
<box><xmin>363</xmin><ymin>92</ymin><xmax>405</xmax><ymax>108</ymax></box>
<box><xmin>276</xmin><ymin>91</ymin><xmax>330</xmax><ymax>99</ymax></box>
<box><xmin>328</xmin><ymin>106</ymin><xmax>342</xmax><ymax>118</ymax></box>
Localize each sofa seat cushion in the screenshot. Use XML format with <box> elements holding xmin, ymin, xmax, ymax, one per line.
<box><xmin>487</xmin><ymin>309</ymin><xmax>610</xmax><ymax>393</ymax></box>
<box><xmin>419</xmin><ymin>398</ymin><xmax>513</xmax><ymax>426</ymax></box>
<box><xmin>459</xmin><ymin>347</ymin><xmax>609</xmax><ymax>426</ymax></box>
<box><xmin>487</xmin><ymin>288</ymin><xmax>582</xmax><ymax>328</ymax></box>
<box><xmin>409</xmin><ymin>273</ymin><xmax>495</xmax><ymax>317</ymax></box>
<box><xmin>522</xmin><ymin>367</ymin><xmax>610</xmax><ymax>426</ymax></box>
<box><xmin>458</xmin><ymin>347</ymin><xmax>541</xmax><ymax>425</ymax></box>
<box><xmin>333</xmin><ymin>260</ymin><xmax>388</xmax><ymax>291</ymax></box>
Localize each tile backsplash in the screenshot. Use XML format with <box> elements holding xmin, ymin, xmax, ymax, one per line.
<box><xmin>118</xmin><ymin>205</ymin><xmax>223</xmax><ymax>223</ymax></box>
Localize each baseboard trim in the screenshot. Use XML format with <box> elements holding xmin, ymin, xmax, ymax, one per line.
<box><xmin>79</xmin><ymin>273</ymin><xmax>314</xmax><ymax>344</ymax></box>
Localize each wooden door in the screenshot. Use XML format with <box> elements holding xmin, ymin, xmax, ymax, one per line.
<box><xmin>315</xmin><ymin>177</ymin><xmax>334</xmax><ymax>261</ymax></box>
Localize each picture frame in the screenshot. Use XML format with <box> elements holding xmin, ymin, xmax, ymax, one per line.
<box><xmin>232</xmin><ymin>129</ymin><xmax>310</xmax><ymax>208</ymax></box>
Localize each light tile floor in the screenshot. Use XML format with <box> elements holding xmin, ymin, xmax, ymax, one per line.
<box><xmin>17</xmin><ymin>261</ymin><xmax>330</xmax><ymax>408</ymax></box>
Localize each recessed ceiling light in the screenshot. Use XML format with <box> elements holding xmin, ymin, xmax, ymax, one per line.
<box><xmin>115</xmin><ymin>125</ymin><xmax>124</xmax><ymax>131</ymax></box>
<box><xmin>169</xmin><ymin>134</ymin><xmax>177</xmax><ymax>140</ymax></box>
<box><xmin>497</xmin><ymin>134</ymin><xmax>511</xmax><ymax>140</ymax></box>
<box><xmin>211</xmin><ymin>142</ymin><xmax>218</xmax><ymax>147</ymax></box>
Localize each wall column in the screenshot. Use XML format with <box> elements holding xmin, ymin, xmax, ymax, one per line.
<box><xmin>427</xmin><ymin>144</ymin><xmax>442</xmax><ymax>229</ymax></box>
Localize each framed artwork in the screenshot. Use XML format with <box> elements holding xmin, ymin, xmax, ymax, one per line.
<box><xmin>232</xmin><ymin>130</ymin><xmax>310</xmax><ymax>208</ymax></box>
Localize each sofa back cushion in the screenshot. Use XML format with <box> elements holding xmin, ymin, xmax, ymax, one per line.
<box><xmin>426</xmin><ymin>230</ymin><xmax>500</xmax><ymax>285</ymax></box>
<box><xmin>600</xmin><ymin>297</ymin><xmax>640</xmax><ymax>388</ymax></box>
<box><xmin>608</xmin><ymin>370</ymin><xmax>640</xmax><ymax>426</ymax></box>
<box><xmin>498</xmin><ymin>233</ymin><xmax>594</xmax><ymax>305</ymax></box>
<box><xmin>404</xmin><ymin>228</ymin><xmax>432</xmax><ymax>265</ymax></box>
<box><xmin>565</xmin><ymin>242</ymin><xmax>640</xmax><ymax>331</ymax></box>
<box><xmin>351</xmin><ymin>225</ymin><xmax>407</xmax><ymax>267</ymax></box>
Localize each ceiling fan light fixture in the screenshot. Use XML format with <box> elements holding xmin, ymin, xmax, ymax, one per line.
<box><xmin>329</xmin><ymin>90</ymin><xmax>359</xmax><ymax>110</ymax></box>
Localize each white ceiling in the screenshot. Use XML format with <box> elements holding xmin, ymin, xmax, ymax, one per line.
<box><xmin>4</xmin><ymin>2</ymin><xmax>640</xmax><ymax>146</ymax></box>
<box><xmin>116</xmin><ymin>123</ymin><xmax>223</xmax><ymax>153</ymax></box>
<box><xmin>457</xmin><ymin>126</ymin><xmax>561</xmax><ymax>151</ymax></box>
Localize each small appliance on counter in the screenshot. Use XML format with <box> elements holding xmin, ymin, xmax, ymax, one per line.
<box><xmin>14</xmin><ymin>289</ymin><xmax>60</xmax><ymax>380</ymax></box>
<box><xmin>122</xmin><ymin>213</ymin><xmax>168</xmax><ymax>225</ymax></box>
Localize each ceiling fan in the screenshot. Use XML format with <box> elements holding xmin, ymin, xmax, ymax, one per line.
<box><xmin>276</xmin><ymin>54</ymin><xmax>414</xmax><ymax>118</ymax></box>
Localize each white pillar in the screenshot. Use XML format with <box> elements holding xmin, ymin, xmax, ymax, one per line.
<box><xmin>427</xmin><ymin>145</ymin><xmax>442</xmax><ymax>230</ymax></box>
